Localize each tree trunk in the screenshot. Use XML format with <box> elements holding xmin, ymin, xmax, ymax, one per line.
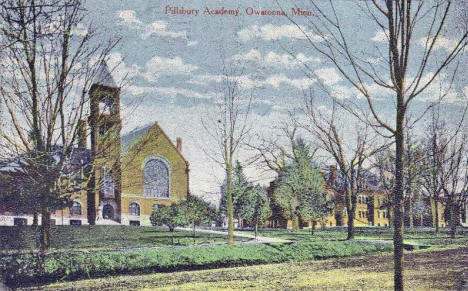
<box><xmin>420</xmin><ymin>214</ymin><xmax>423</xmax><ymax>227</ymax></box>
<box><xmin>347</xmin><ymin>209</ymin><xmax>355</xmax><ymax>240</ymax></box>
<box><xmin>408</xmin><ymin>191</ymin><xmax>414</xmax><ymax>232</ymax></box>
<box><xmin>311</xmin><ymin>221</ymin><xmax>316</xmax><ymax>235</ymax></box>
<box><xmin>393</xmin><ymin>98</ymin><xmax>405</xmax><ymax>291</ymax></box>
<box><xmin>449</xmin><ymin>199</ymin><xmax>456</xmax><ymax>239</ymax></box>
<box><xmin>33</xmin><ymin>211</ymin><xmax>38</xmax><ymax>227</ymax></box>
<box><xmin>40</xmin><ymin>206</ymin><xmax>51</xmax><ymax>253</ymax></box>
<box><xmin>292</xmin><ymin>214</ymin><xmax>300</xmax><ymax>232</ymax></box>
<box><xmin>434</xmin><ymin>199</ymin><xmax>439</xmax><ymax>233</ymax></box>
<box><xmin>345</xmin><ymin>188</ymin><xmax>355</xmax><ymax>240</ymax></box>
<box><xmin>170</xmin><ymin>227</ymin><xmax>174</xmax><ymax>245</ymax></box>
<box><xmin>387</xmin><ymin>206</ymin><xmax>392</xmax><ymax>228</ymax></box>
<box><xmin>255</xmin><ymin>223</ymin><xmax>258</xmax><ymax>239</ymax></box>
<box><xmin>226</xmin><ymin>165</ymin><xmax>234</xmax><ymax>245</ymax></box>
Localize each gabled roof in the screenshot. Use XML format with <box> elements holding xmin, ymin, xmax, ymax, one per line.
<box><xmin>0</xmin><ymin>146</ymin><xmax>91</xmax><ymax>175</ymax></box>
<box><xmin>121</xmin><ymin>122</ymin><xmax>188</xmax><ymax>165</ymax></box>
<box><xmin>94</xmin><ymin>61</ymin><xmax>117</xmax><ymax>88</ymax></box>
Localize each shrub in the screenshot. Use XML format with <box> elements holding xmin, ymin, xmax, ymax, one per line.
<box><xmin>0</xmin><ymin>240</ymin><xmax>392</xmax><ymax>287</ymax></box>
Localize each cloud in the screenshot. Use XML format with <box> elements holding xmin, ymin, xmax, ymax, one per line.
<box><xmin>72</xmin><ymin>23</ymin><xmax>88</xmax><ymax>36</ymax></box>
<box><xmin>237</xmin><ymin>24</ymin><xmax>322</xmax><ymax>42</ymax></box>
<box><xmin>232</xmin><ymin>49</ymin><xmax>321</xmax><ymax>68</ymax></box>
<box><xmin>191</xmin><ymin>73</ymin><xmax>315</xmax><ymax>90</ymax></box>
<box><xmin>126</xmin><ymin>85</ymin><xmax>213</xmax><ymax>99</ymax></box>
<box><xmin>117</xmin><ymin>10</ymin><xmax>142</xmax><ymax>26</ymax></box>
<box><xmin>371</xmin><ymin>29</ymin><xmax>389</xmax><ymax>42</ymax></box>
<box><xmin>329</xmin><ymin>85</ymin><xmax>361</xmax><ymax>99</ymax></box>
<box><xmin>143</xmin><ymin>56</ymin><xmax>198</xmax><ymax>82</ymax></box>
<box><xmin>408</xmin><ymin>72</ymin><xmax>465</xmax><ymax>104</ymax></box>
<box><xmin>419</xmin><ymin>36</ymin><xmax>460</xmax><ymax>52</ymax></box>
<box><xmin>116</xmin><ymin>10</ymin><xmax>187</xmax><ymax>39</ymax></box>
<box><xmin>264</xmin><ymin>74</ymin><xmax>316</xmax><ymax>90</ymax></box>
<box><xmin>187</xmin><ymin>41</ymin><xmax>198</xmax><ymax>47</ymax></box>
<box><xmin>314</xmin><ymin>67</ymin><xmax>342</xmax><ymax>85</ymax></box>
<box><xmin>189</xmin><ymin>74</ymin><xmax>223</xmax><ymax>86</ymax></box>
<box><xmin>142</xmin><ymin>21</ymin><xmax>187</xmax><ymax>39</ymax></box>
<box><xmin>106</xmin><ymin>52</ymin><xmax>142</xmax><ymax>83</ymax></box>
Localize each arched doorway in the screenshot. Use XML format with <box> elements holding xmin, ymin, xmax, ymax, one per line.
<box><xmin>103</xmin><ymin>204</ymin><xmax>114</xmax><ymax>219</ymax></box>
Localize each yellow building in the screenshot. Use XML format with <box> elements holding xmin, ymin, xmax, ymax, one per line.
<box><xmin>84</xmin><ymin>63</ymin><xmax>190</xmax><ymax>226</ymax></box>
<box><xmin>0</xmin><ymin>62</ymin><xmax>188</xmax><ymax>226</ymax></box>
<box><xmin>266</xmin><ymin>165</ymin><xmax>447</xmax><ymax>230</ymax></box>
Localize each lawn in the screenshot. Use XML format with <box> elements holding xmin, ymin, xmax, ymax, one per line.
<box><xmin>30</xmin><ymin>247</ymin><xmax>468</xmax><ymax>291</ymax></box>
<box><xmin>239</xmin><ymin>227</ymin><xmax>468</xmax><ymax>246</ymax></box>
<box><xmin>0</xmin><ymin>225</ymin><xmax>250</xmax><ymax>252</ymax></box>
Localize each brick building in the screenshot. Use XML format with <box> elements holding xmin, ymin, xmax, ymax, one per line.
<box><xmin>0</xmin><ymin>63</ymin><xmax>189</xmax><ymax>226</ymax></box>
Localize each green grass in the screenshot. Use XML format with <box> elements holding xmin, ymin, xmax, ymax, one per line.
<box><xmin>0</xmin><ymin>225</ymin><xmax>249</xmax><ymax>252</ymax></box>
<box><xmin>239</xmin><ymin>227</ymin><xmax>468</xmax><ymax>246</ymax></box>
<box><xmin>1</xmin><ymin>240</ymin><xmax>392</xmax><ymax>287</ymax></box>
<box><xmin>27</xmin><ymin>247</ymin><xmax>468</xmax><ymax>291</ymax></box>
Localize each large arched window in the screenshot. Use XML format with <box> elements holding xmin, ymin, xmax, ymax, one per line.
<box><xmin>129</xmin><ymin>202</ymin><xmax>140</xmax><ymax>216</ymax></box>
<box><xmin>144</xmin><ymin>158</ymin><xmax>169</xmax><ymax>197</ymax></box>
<box><xmin>70</xmin><ymin>201</ymin><xmax>82</xmax><ymax>215</ymax></box>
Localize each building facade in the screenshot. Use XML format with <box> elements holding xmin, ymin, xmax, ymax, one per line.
<box><xmin>266</xmin><ymin>165</ymin><xmax>447</xmax><ymax>229</ymax></box>
<box><xmin>0</xmin><ymin>63</ymin><xmax>189</xmax><ymax>226</ymax></box>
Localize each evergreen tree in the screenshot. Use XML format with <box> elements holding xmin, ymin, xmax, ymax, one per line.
<box><xmin>220</xmin><ymin>161</ymin><xmax>250</xmax><ymax>226</ymax></box>
<box><xmin>273</xmin><ymin>139</ymin><xmax>328</xmax><ymax>232</ymax></box>
<box><xmin>241</xmin><ymin>185</ymin><xmax>271</xmax><ymax>238</ymax></box>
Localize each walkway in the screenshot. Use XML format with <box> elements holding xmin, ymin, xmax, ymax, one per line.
<box><xmin>175</xmin><ymin>227</ymin><xmax>291</xmax><ymax>243</ymax></box>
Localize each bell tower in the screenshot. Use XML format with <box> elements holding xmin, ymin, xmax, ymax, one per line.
<box><xmin>87</xmin><ymin>62</ymin><xmax>122</xmax><ymax>224</ymax></box>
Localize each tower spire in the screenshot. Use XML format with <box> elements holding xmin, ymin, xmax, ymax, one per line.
<box><xmin>95</xmin><ymin>61</ymin><xmax>117</xmax><ymax>88</ymax></box>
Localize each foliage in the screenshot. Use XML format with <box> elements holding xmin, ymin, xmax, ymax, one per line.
<box><xmin>273</xmin><ymin>139</ymin><xmax>327</xmax><ymax>231</ymax></box>
<box><xmin>220</xmin><ymin>161</ymin><xmax>250</xmax><ymax>221</ymax></box>
<box><xmin>150</xmin><ymin>205</ymin><xmax>187</xmax><ymax>232</ymax></box>
<box><xmin>0</xmin><ymin>240</ymin><xmax>393</xmax><ymax>286</ymax></box>
<box><xmin>182</xmin><ymin>195</ymin><xmax>217</xmax><ymax>231</ymax></box>
<box><xmin>151</xmin><ymin>195</ymin><xmax>216</xmax><ymax>235</ymax></box>
<box><xmin>240</xmin><ymin>185</ymin><xmax>271</xmax><ymax>234</ymax></box>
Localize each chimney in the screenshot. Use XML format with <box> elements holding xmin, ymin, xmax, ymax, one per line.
<box><xmin>329</xmin><ymin>165</ymin><xmax>337</xmax><ymax>185</ymax></box>
<box><xmin>176</xmin><ymin>137</ymin><xmax>182</xmax><ymax>152</ymax></box>
<box><xmin>77</xmin><ymin>120</ymin><xmax>87</xmax><ymax>148</ymax></box>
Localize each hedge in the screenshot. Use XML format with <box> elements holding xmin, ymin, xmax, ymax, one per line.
<box><xmin>0</xmin><ymin>241</ymin><xmax>392</xmax><ymax>287</ymax></box>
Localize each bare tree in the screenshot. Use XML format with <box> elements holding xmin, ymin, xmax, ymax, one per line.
<box><xmin>201</xmin><ymin>62</ymin><xmax>252</xmax><ymax>245</ymax></box>
<box><xmin>422</xmin><ymin>106</ymin><xmax>467</xmax><ymax>238</ymax></box>
<box><xmin>280</xmin><ymin>1</ymin><xmax>466</xmax><ymax>289</ymax></box>
<box><xmin>248</xmin><ymin>120</ymin><xmax>313</xmax><ymax>175</ymax></box>
<box><xmin>0</xmin><ymin>0</ymin><xmax>118</xmax><ymax>251</ymax></box>
<box><xmin>303</xmin><ymin>97</ymin><xmax>387</xmax><ymax>239</ymax></box>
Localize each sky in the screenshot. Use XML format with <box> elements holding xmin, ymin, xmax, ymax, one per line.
<box><xmin>83</xmin><ymin>0</ymin><xmax>467</xmax><ymax>204</ymax></box>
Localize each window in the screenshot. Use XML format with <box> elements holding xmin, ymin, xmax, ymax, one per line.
<box><xmin>14</xmin><ymin>218</ymin><xmax>27</xmax><ymax>226</ymax></box>
<box><xmin>144</xmin><ymin>158</ymin><xmax>169</xmax><ymax>197</ymax></box>
<box><xmin>129</xmin><ymin>202</ymin><xmax>140</xmax><ymax>216</ymax></box>
<box><xmin>100</xmin><ymin>167</ymin><xmax>115</xmax><ymax>197</ymax></box>
<box><xmin>70</xmin><ymin>219</ymin><xmax>82</xmax><ymax>226</ymax></box>
<box><xmin>70</xmin><ymin>201</ymin><xmax>82</xmax><ymax>215</ymax></box>
<box><xmin>377</xmin><ymin>211</ymin><xmax>380</xmax><ymax>219</ymax></box>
